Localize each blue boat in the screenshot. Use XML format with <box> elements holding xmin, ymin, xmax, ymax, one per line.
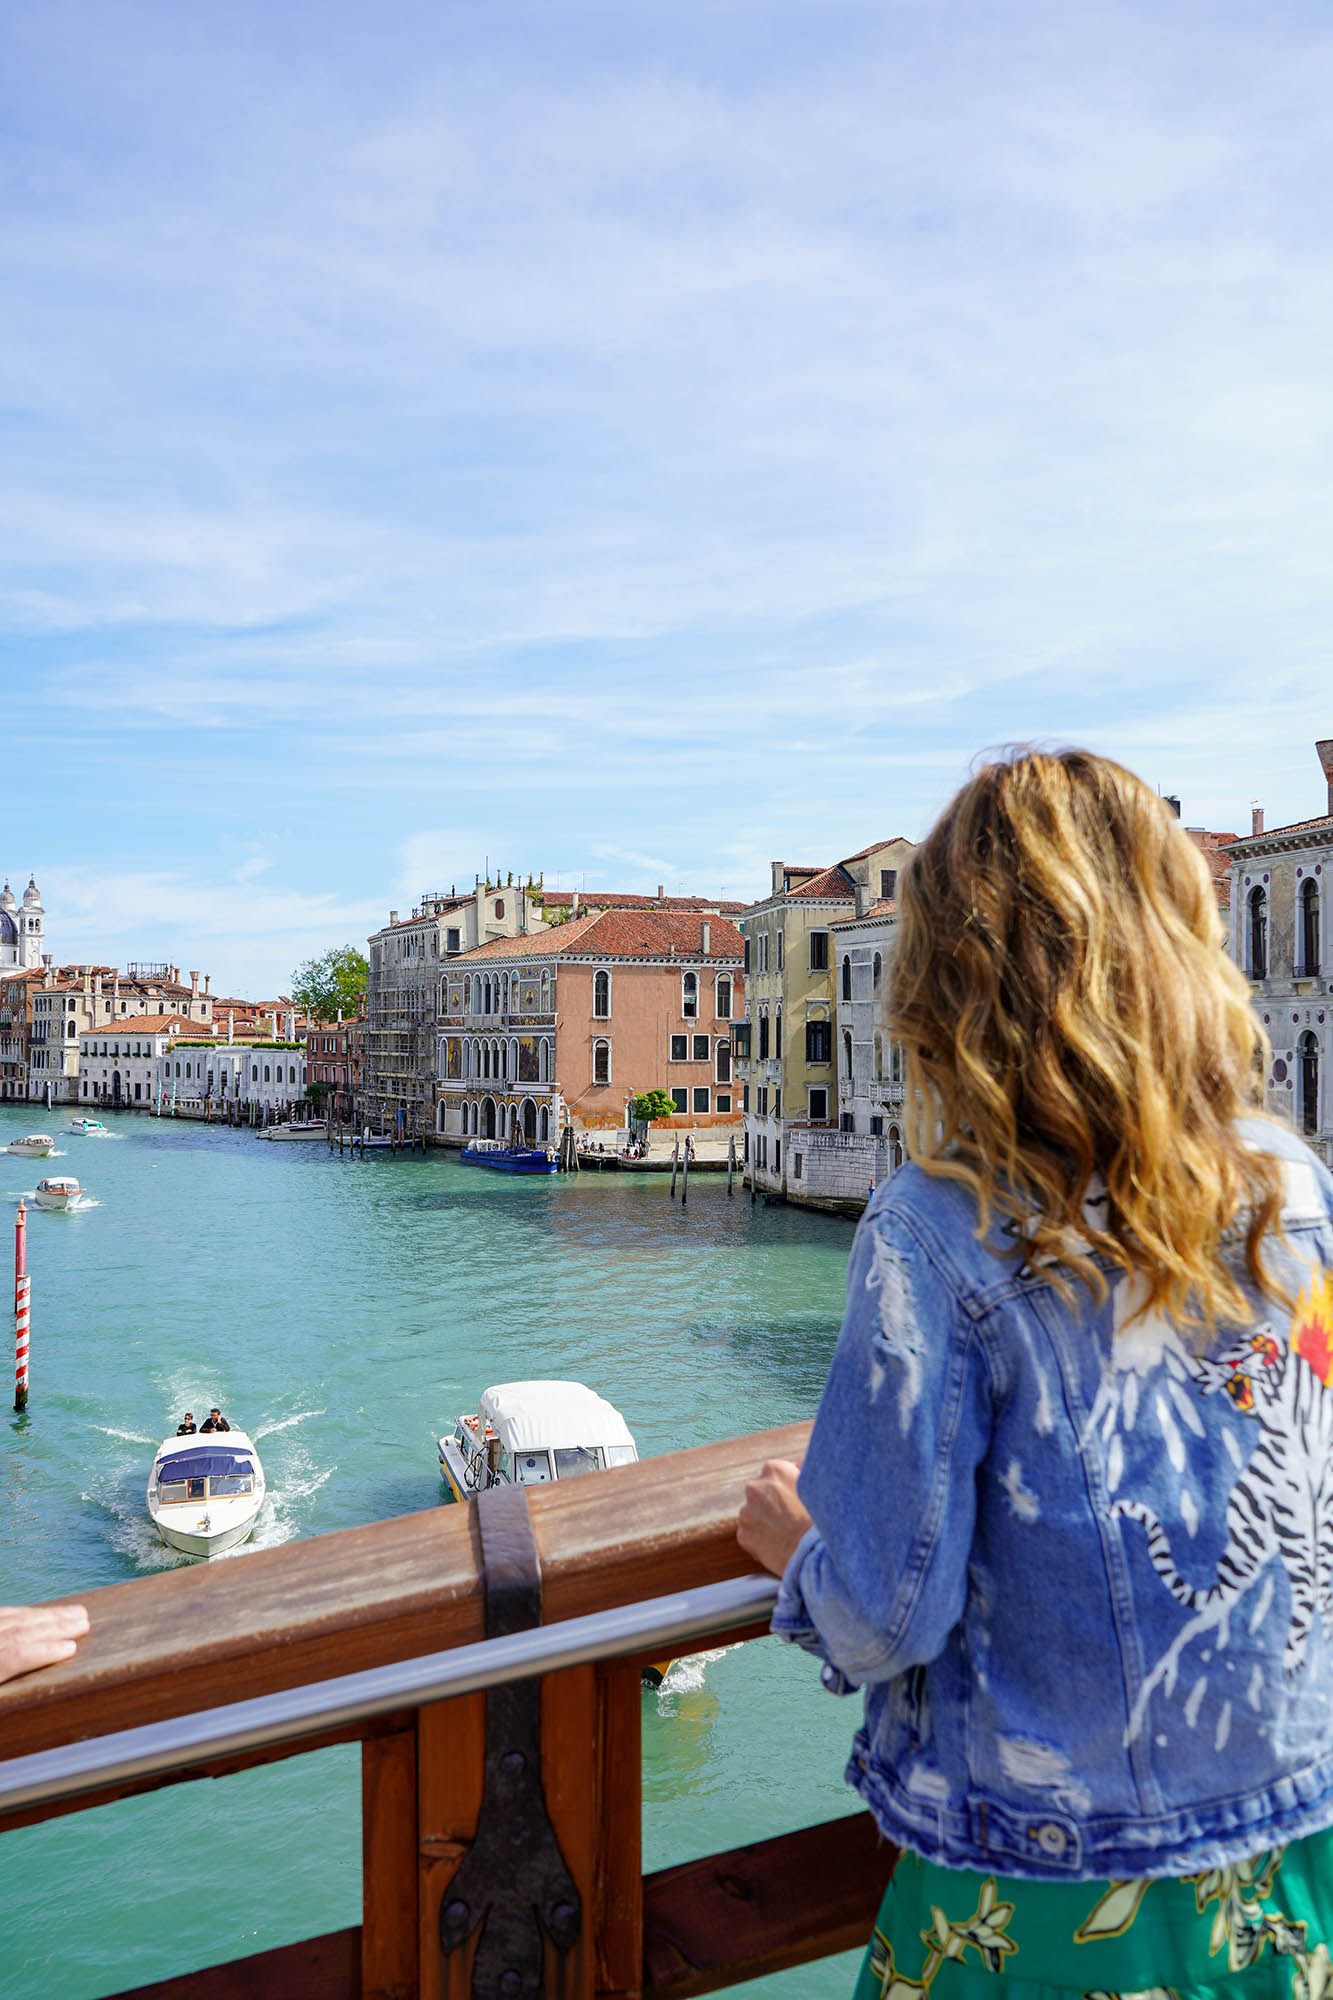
<box><xmin>460</xmin><ymin>1143</ymin><xmax>558</xmax><ymax>1176</ymax></box>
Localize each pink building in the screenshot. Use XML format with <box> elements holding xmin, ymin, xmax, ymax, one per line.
<box><xmin>436</xmin><ymin>910</ymin><xmax>744</xmax><ymax>1145</ymax></box>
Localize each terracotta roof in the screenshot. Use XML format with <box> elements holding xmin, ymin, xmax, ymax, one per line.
<box><xmin>1231</xmin><ymin>812</ymin><xmax>1333</xmax><ymax>845</ymax></box>
<box><xmin>839</xmin><ymin>838</ymin><xmax>912</xmax><ymax>863</ymax></box>
<box><xmin>831</xmin><ymin>898</ymin><xmax>898</xmax><ymax>928</ymax></box>
<box><xmin>460</xmin><ymin>909</ymin><xmax>743</xmax><ymax>963</ymax></box>
<box><xmin>80</xmin><ymin>1013</ymin><xmax>204</xmax><ymax>1036</ymax></box>
<box><xmin>784</xmin><ymin>863</ymin><xmax>856</xmax><ymax>900</ymax></box>
<box><xmin>539</xmin><ymin>890</ymin><xmax>748</xmax><ymax>915</ymax></box>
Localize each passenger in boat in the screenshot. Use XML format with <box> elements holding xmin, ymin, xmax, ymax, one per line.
<box><xmin>175</xmin><ymin>1412</ymin><xmax>197</xmax><ymax>1435</ymax></box>
<box><xmin>200</xmin><ymin>1407</ymin><xmax>230</xmax><ymax>1432</ymax></box>
<box><xmin>739</xmin><ymin>749</ymin><xmax>1333</xmax><ymax>1999</ymax></box>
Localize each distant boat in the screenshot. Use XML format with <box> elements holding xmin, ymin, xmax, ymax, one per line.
<box><xmin>147</xmin><ymin>1429</ymin><xmax>266</xmax><ymax>1558</ymax></box>
<box><xmin>460</xmin><ymin>1142</ymin><xmax>557</xmax><ymax>1176</ymax></box>
<box><xmin>69</xmin><ymin>1118</ymin><xmax>107</xmax><ymax>1136</ymax></box>
<box><xmin>32</xmin><ymin>1176</ymin><xmax>84</xmax><ymax>1210</ymax></box>
<box><xmin>8</xmin><ymin>1134</ymin><xmax>54</xmax><ymax>1158</ymax></box>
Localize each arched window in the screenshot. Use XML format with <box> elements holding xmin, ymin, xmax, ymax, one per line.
<box><xmin>593</xmin><ymin>1038</ymin><xmax>611</xmax><ymax>1085</ymax></box>
<box><xmin>841</xmin><ymin>956</ymin><xmax>851</xmax><ymax>1001</ymax></box>
<box><xmin>1299</xmin><ymin>1031</ymin><xmax>1320</xmax><ymax>1137</ymax></box>
<box><xmin>264</xmin><ymin>1064</ymin><xmax>271</xmax><ymax>1083</ymax></box>
<box><xmin>593</xmin><ymin>970</ymin><xmax>610</xmax><ymax>1018</ymax></box>
<box><xmin>843</xmin><ymin>1030</ymin><xmax>854</xmax><ymax>1079</ymax></box>
<box><xmin>1249</xmin><ymin>886</ymin><xmax>1268</xmax><ymax>979</ymax></box>
<box><xmin>715</xmin><ymin>976</ymin><xmax>732</xmax><ymax>1020</ymax></box>
<box><xmin>890</xmin><ymin>1041</ymin><xmax>904</xmax><ymax>1085</ymax></box>
<box><xmin>716</xmin><ymin>1040</ymin><xmax>731</xmax><ymax>1084</ymax></box>
<box><xmin>1300</xmin><ymin>878</ymin><xmax>1321</xmax><ymax>976</ymax></box>
<box><xmin>175</xmin><ymin>1062</ymin><xmax>181</xmax><ymax>1078</ymax></box>
<box><xmin>775</xmin><ymin>1007</ymin><xmax>782</xmax><ymax>1058</ymax></box>
<box><xmin>758</xmin><ymin>1010</ymin><xmax>770</xmax><ymax>1060</ymax></box>
<box><xmin>540</xmin><ymin>971</ymin><xmax>550</xmax><ymax>1008</ymax></box>
<box><xmin>464</xmin><ymin>977</ymin><xmax>471</xmax><ymax>1011</ymax></box>
<box><xmin>682</xmin><ymin>972</ymin><xmax>698</xmax><ymax>1019</ymax></box>
<box><xmin>495</xmin><ymin>899</ymin><xmax>504</xmax><ymax>919</ymax></box>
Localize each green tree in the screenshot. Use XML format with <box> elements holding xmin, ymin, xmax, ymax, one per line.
<box><xmin>291</xmin><ymin>945</ymin><xmax>369</xmax><ymax>1024</ymax></box>
<box><xmin>630</xmin><ymin>1089</ymin><xmax>676</xmax><ymax>1129</ymax></box>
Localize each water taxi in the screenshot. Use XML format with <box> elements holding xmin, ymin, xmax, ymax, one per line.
<box><xmin>147</xmin><ymin>1430</ymin><xmax>267</xmax><ymax>1558</ymax></box>
<box><xmin>460</xmin><ymin>1141</ymin><xmax>557</xmax><ymax>1175</ymax></box>
<box><xmin>31</xmin><ymin>1175</ymin><xmax>85</xmax><ymax>1210</ymax></box>
<box><xmin>69</xmin><ymin>1117</ymin><xmax>107</xmax><ymax>1135</ymax></box>
<box><xmin>7</xmin><ymin>1133</ymin><xmax>55</xmax><ymax>1157</ymax></box>
<box><xmin>437</xmin><ymin>1382</ymin><xmax>672</xmax><ymax>1684</ymax></box>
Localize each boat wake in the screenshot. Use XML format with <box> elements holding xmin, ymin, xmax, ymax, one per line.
<box><xmin>82</xmin><ymin>1486</ymin><xmax>193</xmax><ymax>1572</ymax></box>
<box><xmin>249</xmin><ymin>1460</ymin><xmax>334</xmax><ymax>1551</ymax></box>
<box><xmin>253</xmin><ymin>1407</ymin><xmax>325</xmax><ymax>1439</ymax></box>
<box><xmin>92</xmin><ymin>1423</ymin><xmax>157</xmax><ymax>1445</ymax></box>
<box><xmin>655</xmin><ymin>1645</ymin><xmax>735</xmax><ymax>1698</ymax></box>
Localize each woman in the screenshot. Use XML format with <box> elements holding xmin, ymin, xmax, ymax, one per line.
<box><xmin>739</xmin><ymin>749</ymin><xmax>1333</xmax><ymax>1999</ymax></box>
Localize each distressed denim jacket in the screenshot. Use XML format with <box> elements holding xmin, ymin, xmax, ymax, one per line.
<box><xmin>773</xmin><ymin>1122</ymin><xmax>1333</xmax><ymax>1879</ymax></box>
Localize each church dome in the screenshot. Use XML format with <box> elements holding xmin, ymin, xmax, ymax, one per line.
<box><xmin>0</xmin><ymin>882</ymin><xmax>14</xmax><ymax>912</ymax></box>
<box><xmin>21</xmin><ymin>877</ymin><xmax>41</xmax><ymax>909</ymax></box>
<box><xmin>0</xmin><ymin>909</ymin><xmax>16</xmax><ymax>949</ymax></box>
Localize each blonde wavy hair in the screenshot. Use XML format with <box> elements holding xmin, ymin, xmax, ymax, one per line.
<box><xmin>891</xmin><ymin>748</ymin><xmax>1286</xmax><ymax>1332</ymax></box>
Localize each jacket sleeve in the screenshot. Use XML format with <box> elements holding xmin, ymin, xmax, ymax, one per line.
<box><xmin>771</xmin><ymin>1201</ymin><xmax>992</xmax><ymax>1691</ymax></box>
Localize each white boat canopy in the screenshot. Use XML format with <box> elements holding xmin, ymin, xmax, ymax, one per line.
<box><xmin>477</xmin><ymin>1381</ymin><xmax>635</xmax><ymax>1454</ymax></box>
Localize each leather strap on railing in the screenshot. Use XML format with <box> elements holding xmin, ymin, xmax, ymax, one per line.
<box><xmin>438</xmin><ymin>1482</ymin><xmax>582</xmax><ymax>1997</ymax></box>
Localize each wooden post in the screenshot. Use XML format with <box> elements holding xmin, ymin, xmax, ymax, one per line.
<box><xmin>727</xmin><ymin>1133</ymin><xmax>735</xmax><ymax>1196</ymax></box>
<box><xmin>362</xmin><ymin>1727</ymin><xmax>419</xmax><ymax>2000</ymax></box>
<box><xmin>669</xmin><ymin>1139</ymin><xmax>678</xmax><ymax>1200</ymax></box>
<box><xmin>14</xmin><ymin>1199</ymin><xmax>28</xmax><ymax>1413</ymax></box>
<box><xmin>681</xmin><ymin>1142</ymin><xmax>688</xmax><ymax>1208</ymax></box>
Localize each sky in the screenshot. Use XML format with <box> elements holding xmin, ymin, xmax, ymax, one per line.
<box><xmin>3</xmin><ymin>0</ymin><xmax>1332</xmax><ymax>994</ymax></box>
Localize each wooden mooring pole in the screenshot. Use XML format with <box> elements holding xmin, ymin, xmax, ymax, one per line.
<box><xmin>727</xmin><ymin>1133</ymin><xmax>736</xmax><ymax>1196</ymax></box>
<box><xmin>670</xmin><ymin>1137</ymin><xmax>679</xmax><ymax>1199</ymax></box>
<box><xmin>14</xmin><ymin>1199</ymin><xmax>29</xmax><ymax>1413</ymax></box>
<box><xmin>681</xmin><ymin>1140</ymin><xmax>689</xmax><ymax>1206</ymax></box>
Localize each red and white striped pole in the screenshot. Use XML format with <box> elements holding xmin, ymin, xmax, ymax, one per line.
<box><xmin>14</xmin><ymin>1198</ymin><xmax>29</xmax><ymax>1413</ymax></box>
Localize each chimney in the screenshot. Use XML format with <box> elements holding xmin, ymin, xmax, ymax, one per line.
<box><xmin>93</xmin><ymin>973</ymin><xmax>102</xmax><ymax>998</ymax></box>
<box><xmin>1252</xmin><ymin>806</ymin><xmax>1265</xmax><ymax>837</ymax></box>
<box><xmin>389</xmin><ymin>911</ymin><xmax>398</xmax><ymax>926</ymax></box>
<box><xmin>701</xmin><ymin>920</ymin><xmax>711</xmax><ymax>955</ymax></box>
<box><xmin>1165</xmin><ymin>795</ymin><xmax>1181</xmax><ymax>818</ymax></box>
<box><xmin>1317</xmin><ymin>738</ymin><xmax>1333</xmax><ymax>816</ymax></box>
<box><xmin>657</xmin><ymin>883</ymin><xmax>664</xmax><ymax>900</ymax></box>
<box><xmin>572</xmin><ymin>892</ymin><xmax>580</xmax><ymax>914</ymax></box>
<box><xmin>228</xmin><ymin>1011</ymin><xmax>234</xmax><ymax>1045</ymax></box>
<box><xmin>189</xmin><ymin>970</ymin><xmax>200</xmax><ymax>997</ymax></box>
<box><xmin>771</xmin><ymin>861</ymin><xmax>785</xmax><ymax>896</ymax></box>
<box><xmin>204</xmin><ymin>974</ymin><xmax>211</xmax><ymax>995</ymax></box>
<box><xmin>855</xmin><ymin>881</ymin><xmax>871</xmax><ymax>918</ymax></box>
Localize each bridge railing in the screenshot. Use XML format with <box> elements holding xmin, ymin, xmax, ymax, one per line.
<box><xmin>0</xmin><ymin>1425</ymin><xmax>895</xmax><ymax>2000</ymax></box>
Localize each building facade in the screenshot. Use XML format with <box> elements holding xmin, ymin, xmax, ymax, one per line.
<box><xmin>436</xmin><ymin>910</ymin><xmax>743</xmax><ymax>1147</ymax></box>
<box><xmin>737</xmin><ymin>838</ymin><xmax>914</xmax><ymax>1206</ymax></box>
<box><xmin>363</xmin><ymin>880</ymin><xmax>546</xmax><ymax>1139</ymax></box>
<box><xmin>158</xmin><ymin>1037</ymin><xmax>307</xmax><ymax>1118</ymax></box>
<box><xmin>0</xmin><ymin>879</ymin><xmax>45</xmax><ymax>974</ymax></box>
<box><xmin>28</xmin><ymin>964</ymin><xmax>217</xmax><ymax>1103</ymax></box>
<box><xmin>1227</xmin><ymin>738</ymin><xmax>1332</xmax><ymax>1168</ymax></box>
<box><xmin>306</xmin><ymin>1015</ymin><xmax>363</xmax><ymax>1121</ymax></box>
<box><xmin>78</xmin><ymin>1015</ymin><xmax>204</xmax><ymax>1108</ymax></box>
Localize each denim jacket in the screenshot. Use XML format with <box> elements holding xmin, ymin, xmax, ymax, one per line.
<box><xmin>774</xmin><ymin>1121</ymin><xmax>1333</xmax><ymax>1879</ymax></box>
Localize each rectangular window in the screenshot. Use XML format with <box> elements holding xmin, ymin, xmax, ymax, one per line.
<box><xmin>692</xmin><ymin>1087</ymin><xmax>710</xmax><ymax>1113</ymax></box>
<box><xmin>670</xmin><ymin>1034</ymin><xmax>688</xmax><ymax>1061</ymax></box>
<box><xmin>692</xmin><ymin>1034</ymin><xmax>709</xmax><ymax>1062</ymax></box>
<box><xmin>809</xmin><ymin>1086</ymin><xmax>828</xmax><ymax>1122</ymax></box>
<box><xmin>776</xmin><ymin>929</ymin><xmax>784</xmax><ymax>970</ymax></box>
<box><xmin>880</xmin><ymin>869</ymin><xmax>897</xmax><ymax>900</ymax></box>
<box><xmin>774</xmin><ymin>1141</ymin><xmax>780</xmax><ymax>1174</ymax></box>
<box><xmin>743</xmin><ymin>937</ymin><xmax>751</xmax><ymax>973</ymax></box>
<box><xmin>808</xmin><ymin>931</ymin><xmax>829</xmax><ymax>971</ymax></box>
<box><xmin>806</xmin><ymin>1020</ymin><xmax>831</xmax><ymax>1064</ymax></box>
<box><xmin>716</xmin><ymin>1093</ymin><xmax>731</xmax><ymax>1112</ymax></box>
<box><xmin>773</xmin><ymin>1088</ymin><xmax>781</xmax><ymax>1117</ymax></box>
<box><xmin>757</xmin><ymin>1086</ymin><xmax>768</xmax><ymax>1116</ymax></box>
<box><xmin>793</xmin><ymin>1152</ymin><xmax>803</xmax><ymax>1179</ymax></box>
<box><xmin>870</xmin><ymin>1115</ymin><xmax>884</xmax><ymax>1136</ymax></box>
<box><xmin>758</xmin><ymin>1013</ymin><xmax>770</xmax><ymax>1060</ymax></box>
<box><xmin>446</xmin><ymin>929</ymin><xmax>460</xmax><ymax>952</ymax></box>
<box><xmin>671</xmin><ymin>1087</ymin><xmax>688</xmax><ymax>1113</ymax></box>
<box><xmin>732</xmin><ymin>1022</ymin><xmax>751</xmax><ymax>1059</ymax></box>
<box><xmin>841</xmin><ymin>1112</ymin><xmax>855</xmax><ymax>1133</ymax></box>
<box><xmin>742</xmin><ymin>1084</ymin><xmax>750</xmax><ymax>1112</ymax></box>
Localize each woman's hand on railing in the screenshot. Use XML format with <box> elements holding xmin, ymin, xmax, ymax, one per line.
<box><xmin>0</xmin><ymin>1604</ymin><xmax>89</xmax><ymax>1684</ymax></box>
<box><xmin>737</xmin><ymin>1459</ymin><xmax>812</xmax><ymax>1577</ymax></box>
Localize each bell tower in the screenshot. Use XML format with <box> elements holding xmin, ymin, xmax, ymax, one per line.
<box><xmin>19</xmin><ymin>877</ymin><xmax>43</xmax><ymax>969</ymax></box>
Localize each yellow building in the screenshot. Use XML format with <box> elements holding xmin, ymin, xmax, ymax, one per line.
<box><xmin>737</xmin><ymin>838</ymin><xmax>914</xmax><ymax>1203</ymax></box>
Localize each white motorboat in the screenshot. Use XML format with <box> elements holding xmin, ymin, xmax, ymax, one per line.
<box><xmin>437</xmin><ymin>1382</ymin><xmax>670</xmax><ymax>1683</ymax></box>
<box><xmin>438</xmin><ymin>1380</ymin><xmax>639</xmax><ymax>1501</ymax></box>
<box><xmin>7</xmin><ymin>1134</ymin><xmax>55</xmax><ymax>1158</ymax></box>
<box><xmin>69</xmin><ymin>1118</ymin><xmax>107</xmax><ymax>1135</ymax></box>
<box><xmin>31</xmin><ymin>1176</ymin><xmax>84</xmax><ymax>1210</ymax></box>
<box><xmin>147</xmin><ymin>1429</ymin><xmax>266</xmax><ymax>1558</ymax></box>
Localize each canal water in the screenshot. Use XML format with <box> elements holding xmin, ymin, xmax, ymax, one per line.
<box><xmin>0</xmin><ymin>1105</ymin><xmax>868</xmax><ymax>1999</ymax></box>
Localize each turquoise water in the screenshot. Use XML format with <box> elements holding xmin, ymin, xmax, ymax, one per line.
<box><xmin>0</xmin><ymin>1106</ymin><xmax>868</xmax><ymax>1998</ymax></box>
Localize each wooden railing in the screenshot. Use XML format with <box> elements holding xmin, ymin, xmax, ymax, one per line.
<box><xmin>0</xmin><ymin>1425</ymin><xmax>896</xmax><ymax>2000</ymax></box>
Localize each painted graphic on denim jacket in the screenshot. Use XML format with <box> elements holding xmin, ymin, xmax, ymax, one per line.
<box><xmin>853</xmin><ymin>1840</ymin><xmax>1333</xmax><ymax>2000</ymax></box>
<box><xmin>1113</xmin><ymin>1270</ymin><xmax>1333</xmax><ymax>1677</ymax></box>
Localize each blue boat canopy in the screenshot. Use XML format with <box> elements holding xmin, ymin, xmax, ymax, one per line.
<box><xmin>156</xmin><ymin>1451</ymin><xmax>254</xmax><ymax>1483</ymax></box>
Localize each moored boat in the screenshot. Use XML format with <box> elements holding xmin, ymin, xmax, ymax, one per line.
<box><xmin>7</xmin><ymin>1134</ymin><xmax>55</xmax><ymax>1157</ymax></box>
<box><xmin>460</xmin><ymin>1141</ymin><xmax>557</xmax><ymax>1175</ymax></box>
<box><xmin>31</xmin><ymin>1175</ymin><xmax>85</xmax><ymax>1210</ymax></box>
<box><xmin>147</xmin><ymin>1429</ymin><xmax>266</xmax><ymax>1558</ymax></box>
<box><xmin>69</xmin><ymin>1118</ymin><xmax>107</xmax><ymax>1135</ymax></box>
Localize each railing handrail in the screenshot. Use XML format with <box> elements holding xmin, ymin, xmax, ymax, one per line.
<box><xmin>0</xmin><ymin>1422</ymin><xmax>811</xmax><ymax>1766</ymax></box>
<box><xmin>0</xmin><ymin>1574</ymin><xmax>778</xmax><ymax>1817</ymax></box>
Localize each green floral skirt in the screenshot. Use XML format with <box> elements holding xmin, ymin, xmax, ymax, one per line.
<box><xmin>852</xmin><ymin>1826</ymin><xmax>1333</xmax><ymax>2000</ymax></box>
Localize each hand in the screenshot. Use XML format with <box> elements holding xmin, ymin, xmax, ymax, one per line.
<box><xmin>737</xmin><ymin>1459</ymin><xmax>812</xmax><ymax>1577</ymax></box>
<box><xmin>0</xmin><ymin>1603</ymin><xmax>89</xmax><ymax>1684</ymax></box>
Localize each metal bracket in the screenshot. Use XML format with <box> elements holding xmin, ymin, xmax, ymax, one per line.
<box><xmin>439</xmin><ymin>1481</ymin><xmax>582</xmax><ymax>1997</ymax></box>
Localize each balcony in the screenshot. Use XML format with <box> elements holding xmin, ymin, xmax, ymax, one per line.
<box><xmin>0</xmin><ymin>1428</ymin><xmax>894</xmax><ymax>2000</ymax></box>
